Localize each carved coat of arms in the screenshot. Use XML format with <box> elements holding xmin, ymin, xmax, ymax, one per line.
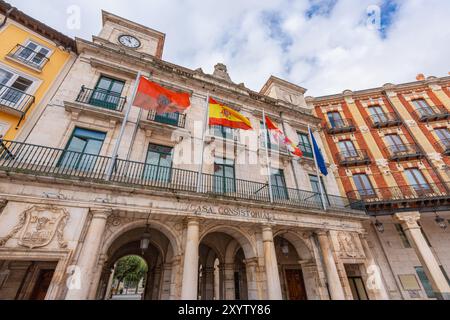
<box><xmin>0</xmin><ymin>206</ymin><xmax>69</xmax><ymax>249</ymax></box>
<box><xmin>337</xmin><ymin>232</ymin><xmax>360</xmax><ymax>258</ymax></box>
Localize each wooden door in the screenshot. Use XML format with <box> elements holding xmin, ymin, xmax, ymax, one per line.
<box><xmin>285</xmin><ymin>269</ymin><xmax>307</xmax><ymax>300</ymax></box>
<box><xmin>29</xmin><ymin>269</ymin><xmax>55</xmax><ymax>300</ymax></box>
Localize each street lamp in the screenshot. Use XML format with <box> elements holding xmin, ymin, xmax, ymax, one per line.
<box><xmin>140</xmin><ymin>225</ymin><xmax>151</xmax><ymax>253</ymax></box>
<box><xmin>374</xmin><ymin>219</ymin><xmax>384</xmax><ymax>233</ymax></box>
<box><xmin>435</xmin><ymin>213</ymin><xmax>448</xmax><ymax>230</ymax></box>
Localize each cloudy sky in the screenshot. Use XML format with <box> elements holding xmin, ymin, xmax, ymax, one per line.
<box><xmin>7</xmin><ymin>0</ymin><xmax>450</xmax><ymax>96</ymax></box>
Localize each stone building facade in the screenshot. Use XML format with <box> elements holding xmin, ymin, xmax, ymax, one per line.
<box><xmin>0</xmin><ymin>11</ymin><xmax>384</xmax><ymax>301</ymax></box>
<box><xmin>310</xmin><ymin>76</ymin><xmax>450</xmax><ymax>300</ymax></box>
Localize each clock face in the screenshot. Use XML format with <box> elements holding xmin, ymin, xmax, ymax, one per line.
<box><xmin>118</xmin><ymin>35</ymin><xmax>141</xmax><ymax>48</ymax></box>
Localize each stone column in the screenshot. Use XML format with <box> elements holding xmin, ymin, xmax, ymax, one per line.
<box><xmin>316</xmin><ymin>231</ymin><xmax>346</xmax><ymax>300</ymax></box>
<box><xmin>244</xmin><ymin>258</ymin><xmax>259</xmax><ymax>300</ymax></box>
<box><xmin>262</xmin><ymin>226</ymin><xmax>282</xmax><ymax>300</ymax></box>
<box><xmin>65</xmin><ymin>208</ymin><xmax>111</xmax><ymax>300</ymax></box>
<box><xmin>223</xmin><ymin>263</ymin><xmax>236</xmax><ymax>300</ymax></box>
<box><xmin>104</xmin><ymin>267</ymin><xmax>115</xmax><ymax>300</ymax></box>
<box><xmin>359</xmin><ymin>233</ymin><xmax>390</xmax><ymax>300</ymax></box>
<box><xmin>394</xmin><ymin>212</ymin><xmax>450</xmax><ymax>300</ymax></box>
<box><xmin>181</xmin><ymin>219</ymin><xmax>200</xmax><ymax>300</ymax></box>
<box><xmin>309</xmin><ymin>233</ymin><xmax>330</xmax><ymax>300</ymax></box>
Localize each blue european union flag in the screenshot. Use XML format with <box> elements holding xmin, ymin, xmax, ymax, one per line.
<box><xmin>309</xmin><ymin>128</ymin><xmax>328</xmax><ymax>176</ymax></box>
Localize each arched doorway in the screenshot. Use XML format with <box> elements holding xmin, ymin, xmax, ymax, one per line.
<box><xmin>274</xmin><ymin>234</ymin><xmax>313</xmax><ymax>300</ymax></box>
<box><xmin>198</xmin><ymin>231</ymin><xmax>255</xmax><ymax>300</ymax></box>
<box><xmin>97</xmin><ymin>225</ymin><xmax>176</xmax><ymax>300</ymax></box>
<box><xmin>109</xmin><ymin>255</ymin><xmax>148</xmax><ymax>300</ymax></box>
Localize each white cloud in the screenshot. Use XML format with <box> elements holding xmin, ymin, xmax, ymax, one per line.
<box><xmin>6</xmin><ymin>0</ymin><xmax>450</xmax><ymax>96</ymax></box>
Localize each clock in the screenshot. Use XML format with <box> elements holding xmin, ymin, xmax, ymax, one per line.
<box><xmin>118</xmin><ymin>35</ymin><xmax>141</xmax><ymax>48</ymax></box>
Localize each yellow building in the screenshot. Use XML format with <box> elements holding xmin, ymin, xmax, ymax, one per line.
<box><xmin>0</xmin><ymin>1</ymin><xmax>76</xmax><ymax>140</ymax></box>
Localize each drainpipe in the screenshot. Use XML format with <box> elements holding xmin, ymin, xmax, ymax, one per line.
<box><xmin>0</xmin><ymin>6</ymin><xmax>15</xmax><ymax>29</ymax></box>
<box><xmin>383</xmin><ymin>91</ymin><xmax>449</xmax><ymax>190</ymax></box>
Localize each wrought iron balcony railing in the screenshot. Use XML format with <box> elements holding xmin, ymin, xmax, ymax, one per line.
<box><xmin>384</xmin><ymin>144</ymin><xmax>424</xmax><ymax>161</ymax></box>
<box><xmin>337</xmin><ymin>149</ymin><xmax>371</xmax><ymax>167</ymax></box>
<box><xmin>368</xmin><ymin>113</ymin><xmax>402</xmax><ymax>128</ymax></box>
<box><xmin>325</xmin><ymin>119</ymin><xmax>356</xmax><ymax>134</ymax></box>
<box><xmin>0</xmin><ymin>83</ymin><xmax>35</xmax><ymax>115</ymax></box>
<box><xmin>0</xmin><ymin>139</ymin><xmax>364</xmax><ymax>214</ymax></box>
<box><xmin>413</xmin><ymin>106</ymin><xmax>450</xmax><ymax>122</ymax></box>
<box><xmin>347</xmin><ymin>182</ymin><xmax>450</xmax><ymax>214</ymax></box>
<box><xmin>147</xmin><ymin>110</ymin><xmax>186</xmax><ymax>128</ymax></box>
<box><xmin>7</xmin><ymin>44</ymin><xmax>50</xmax><ymax>70</ymax></box>
<box><xmin>435</xmin><ymin>139</ymin><xmax>450</xmax><ymax>156</ymax></box>
<box><xmin>76</xmin><ymin>86</ymin><xmax>127</xmax><ymax>112</ymax></box>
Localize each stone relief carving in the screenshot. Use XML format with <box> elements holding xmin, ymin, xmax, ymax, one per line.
<box><xmin>0</xmin><ymin>206</ymin><xmax>69</xmax><ymax>249</ymax></box>
<box><xmin>337</xmin><ymin>232</ymin><xmax>361</xmax><ymax>258</ymax></box>
<box><xmin>405</xmin><ymin>120</ymin><xmax>417</xmax><ymax>128</ymax></box>
<box><xmin>375</xmin><ymin>159</ymin><xmax>389</xmax><ymax>168</ymax></box>
<box><xmin>427</xmin><ymin>153</ymin><xmax>443</xmax><ymax>162</ymax></box>
<box><xmin>359</xmin><ymin>126</ymin><xmax>369</xmax><ymax>134</ymax></box>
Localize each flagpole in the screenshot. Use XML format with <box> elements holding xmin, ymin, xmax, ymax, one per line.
<box><xmin>280</xmin><ymin>112</ymin><xmax>300</xmax><ymax>190</ymax></box>
<box><xmin>106</xmin><ymin>71</ymin><xmax>142</xmax><ymax>181</ymax></box>
<box><xmin>262</xmin><ymin>110</ymin><xmax>274</xmax><ymax>203</ymax></box>
<box><xmin>308</xmin><ymin>125</ymin><xmax>327</xmax><ymax>211</ymax></box>
<box><xmin>196</xmin><ymin>93</ymin><xmax>210</xmax><ymax>193</ymax></box>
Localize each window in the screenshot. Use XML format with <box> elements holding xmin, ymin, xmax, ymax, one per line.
<box><xmin>260</xmin><ymin>121</ymin><xmax>279</xmax><ymax>150</ymax></box>
<box><xmin>297</xmin><ymin>132</ymin><xmax>313</xmax><ymax>158</ymax></box>
<box><xmin>395</xmin><ymin>224</ymin><xmax>411</xmax><ymax>248</ymax></box>
<box><xmin>214</xmin><ymin>158</ymin><xmax>235</xmax><ymax>194</ymax></box>
<box><xmin>338</xmin><ymin>140</ymin><xmax>358</xmax><ymax>158</ymax></box>
<box><xmin>368</xmin><ymin>105</ymin><xmax>387</xmax><ymax>123</ymax></box>
<box><xmin>212</xmin><ymin>125</ymin><xmax>235</xmax><ymax>141</ymax></box>
<box><xmin>309</xmin><ymin>174</ymin><xmax>330</xmax><ymax>206</ymax></box>
<box><xmin>327</xmin><ymin>111</ymin><xmax>344</xmax><ymax>128</ymax></box>
<box><xmin>404</xmin><ymin>169</ymin><xmax>431</xmax><ymax>192</ymax></box>
<box><xmin>0</xmin><ymin>67</ymin><xmax>33</xmax><ymax>107</ymax></box>
<box><xmin>384</xmin><ymin>134</ymin><xmax>407</xmax><ymax>153</ymax></box>
<box><xmin>412</xmin><ymin>99</ymin><xmax>434</xmax><ymax>116</ymax></box>
<box><xmin>352</xmin><ymin>174</ymin><xmax>375</xmax><ymax>197</ymax></box>
<box><xmin>415</xmin><ymin>266</ymin><xmax>435</xmax><ymax>298</ymax></box>
<box><xmin>271</xmin><ymin>168</ymin><xmax>288</xmax><ymax>200</ymax></box>
<box><xmin>144</xmin><ymin>144</ymin><xmax>173</xmax><ymax>182</ymax></box>
<box><xmin>59</xmin><ymin>128</ymin><xmax>106</xmax><ymax>171</ymax></box>
<box><xmin>15</xmin><ymin>40</ymin><xmax>51</xmax><ymax>68</ymax></box>
<box><xmin>90</xmin><ymin>76</ymin><xmax>125</xmax><ymax>110</ymax></box>
<box><xmin>435</xmin><ymin>128</ymin><xmax>450</xmax><ymax>148</ymax></box>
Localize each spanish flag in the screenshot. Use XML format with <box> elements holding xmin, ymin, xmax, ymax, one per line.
<box><xmin>208</xmin><ymin>98</ymin><xmax>253</xmax><ymax>130</ymax></box>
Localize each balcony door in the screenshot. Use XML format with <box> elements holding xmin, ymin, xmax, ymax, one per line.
<box><xmin>352</xmin><ymin>174</ymin><xmax>376</xmax><ymax>198</ymax></box>
<box><xmin>368</xmin><ymin>105</ymin><xmax>387</xmax><ymax>124</ymax></box>
<box><xmin>327</xmin><ymin>111</ymin><xmax>343</xmax><ymax>128</ymax></box>
<box><xmin>59</xmin><ymin>128</ymin><xmax>106</xmax><ymax>171</ymax></box>
<box><xmin>0</xmin><ymin>67</ymin><xmax>33</xmax><ymax>108</ymax></box>
<box><xmin>144</xmin><ymin>144</ymin><xmax>173</xmax><ymax>183</ymax></box>
<box><xmin>338</xmin><ymin>140</ymin><xmax>358</xmax><ymax>158</ymax></box>
<box><xmin>309</xmin><ymin>174</ymin><xmax>330</xmax><ymax>207</ymax></box>
<box><xmin>154</xmin><ymin>112</ymin><xmax>180</xmax><ymax>126</ymax></box>
<box><xmin>90</xmin><ymin>76</ymin><xmax>125</xmax><ymax>110</ymax></box>
<box><xmin>405</xmin><ymin>169</ymin><xmax>431</xmax><ymax>195</ymax></box>
<box><xmin>412</xmin><ymin>99</ymin><xmax>434</xmax><ymax>116</ymax></box>
<box><xmin>435</xmin><ymin>128</ymin><xmax>450</xmax><ymax>148</ymax></box>
<box><xmin>214</xmin><ymin>158</ymin><xmax>235</xmax><ymax>194</ymax></box>
<box><xmin>271</xmin><ymin>168</ymin><xmax>288</xmax><ymax>200</ymax></box>
<box><xmin>385</xmin><ymin>134</ymin><xmax>407</xmax><ymax>154</ymax></box>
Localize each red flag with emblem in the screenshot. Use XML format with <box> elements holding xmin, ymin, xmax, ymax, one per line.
<box><xmin>132</xmin><ymin>76</ymin><xmax>191</xmax><ymax>114</ymax></box>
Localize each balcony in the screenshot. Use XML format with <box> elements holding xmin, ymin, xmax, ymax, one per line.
<box><xmin>384</xmin><ymin>144</ymin><xmax>424</xmax><ymax>161</ymax></box>
<box><xmin>75</xmin><ymin>86</ymin><xmax>127</xmax><ymax>112</ymax></box>
<box><xmin>7</xmin><ymin>44</ymin><xmax>50</xmax><ymax>71</ymax></box>
<box><xmin>337</xmin><ymin>150</ymin><xmax>371</xmax><ymax>167</ymax></box>
<box><xmin>435</xmin><ymin>139</ymin><xmax>450</xmax><ymax>156</ymax></box>
<box><xmin>325</xmin><ymin>119</ymin><xmax>356</xmax><ymax>134</ymax></box>
<box><xmin>413</xmin><ymin>106</ymin><xmax>450</xmax><ymax>123</ymax></box>
<box><xmin>347</xmin><ymin>182</ymin><xmax>450</xmax><ymax>214</ymax></box>
<box><xmin>368</xmin><ymin>113</ymin><xmax>402</xmax><ymax>128</ymax></box>
<box><xmin>0</xmin><ymin>139</ymin><xmax>364</xmax><ymax>215</ymax></box>
<box><xmin>147</xmin><ymin>110</ymin><xmax>186</xmax><ymax>129</ymax></box>
<box><xmin>0</xmin><ymin>84</ymin><xmax>35</xmax><ymax>118</ymax></box>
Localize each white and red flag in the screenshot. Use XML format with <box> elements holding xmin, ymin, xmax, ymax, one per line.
<box><xmin>265</xmin><ymin>116</ymin><xmax>303</xmax><ymax>158</ymax></box>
